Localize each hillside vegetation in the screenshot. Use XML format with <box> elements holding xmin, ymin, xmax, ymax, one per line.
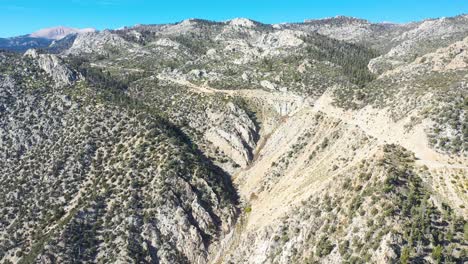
<box><xmin>0</xmin><ymin>15</ymin><xmax>467</xmax><ymax>264</ymax></box>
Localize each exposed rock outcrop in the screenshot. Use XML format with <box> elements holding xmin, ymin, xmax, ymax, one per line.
<box><xmin>65</xmin><ymin>30</ymin><xmax>138</xmax><ymax>55</ymax></box>
<box><xmin>24</xmin><ymin>49</ymin><xmax>79</xmax><ymax>87</ymax></box>
<box><xmin>204</xmin><ymin>102</ymin><xmax>258</xmax><ymax>168</ymax></box>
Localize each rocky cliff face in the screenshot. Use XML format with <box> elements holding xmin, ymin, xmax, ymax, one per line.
<box><xmin>65</xmin><ymin>30</ymin><xmax>140</xmax><ymax>55</ymax></box>
<box><xmin>1</xmin><ymin>15</ymin><xmax>467</xmax><ymax>264</ymax></box>
<box><xmin>24</xmin><ymin>49</ymin><xmax>79</xmax><ymax>87</ymax></box>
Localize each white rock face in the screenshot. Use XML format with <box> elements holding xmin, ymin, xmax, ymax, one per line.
<box><xmin>179</xmin><ymin>18</ymin><xmax>197</xmax><ymax>27</ymax></box>
<box><xmin>159</xmin><ymin>19</ymin><xmax>201</xmax><ymax>35</ymax></box>
<box><xmin>260</xmin><ymin>80</ymin><xmax>276</xmax><ymax>90</ymax></box>
<box><xmin>259</xmin><ymin>30</ymin><xmax>305</xmax><ymax>48</ymax></box>
<box><xmin>24</xmin><ymin>49</ymin><xmax>78</xmax><ymax>87</ymax></box>
<box><xmin>229</xmin><ymin>18</ymin><xmax>257</xmax><ymax>28</ymax></box>
<box><xmin>155</xmin><ymin>38</ymin><xmax>181</xmax><ymax>48</ymax></box>
<box><xmin>29</xmin><ymin>26</ymin><xmax>95</xmax><ymax>40</ymax></box>
<box><xmin>65</xmin><ymin>30</ymin><xmax>136</xmax><ymax>55</ymax></box>
<box><xmin>23</xmin><ymin>48</ymin><xmax>39</xmax><ymax>58</ymax></box>
<box><xmin>204</xmin><ymin>102</ymin><xmax>257</xmax><ymax>167</ymax></box>
<box><xmin>206</xmin><ymin>48</ymin><xmax>217</xmax><ymax>56</ymax></box>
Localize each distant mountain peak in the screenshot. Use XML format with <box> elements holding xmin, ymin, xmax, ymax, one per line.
<box><xmin>29</xmin><ymin>26</ymin><xmax>96</xmax><ymax>40</ymax></box>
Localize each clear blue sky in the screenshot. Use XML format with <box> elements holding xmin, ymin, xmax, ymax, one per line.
<box><xmin>1</xmin><ymin>0</ymin><xmax>467</xmax><ymax>37</ymax></box>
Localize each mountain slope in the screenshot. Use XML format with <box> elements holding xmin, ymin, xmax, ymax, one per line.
<box><xmin>0</xmin><ymin>15</ymin><xmax>467</xmax><ymax>264</ymax></box>
<box><xmin>0</xmin><ymin>36</ymin><xmax>52</xmax><ymax>52</ymax></box>
<box><xmin>0</xmin><ymin>52</ymin><xmax>238</xmax><ymax>263</ymax></box>
<box><xmin>0</xmin><ymin>27</ymin><xmax>95</xmax><ymax>52</ymax></box>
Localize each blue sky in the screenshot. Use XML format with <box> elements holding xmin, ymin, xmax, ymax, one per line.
<box><xmin>1</xmin><ymin>0</ymin><xmax>467</xmax><ymax>37</ymax></box>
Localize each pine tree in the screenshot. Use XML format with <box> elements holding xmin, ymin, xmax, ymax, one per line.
<box><xmin>432</xmin><ymin>245</ymin><xmax>443</xmax><ymax>264</ymax></box>
<box><xmin>400</xmin><ymin>246</ymin><xmax>410</xmax><ymax>264</ymax></box>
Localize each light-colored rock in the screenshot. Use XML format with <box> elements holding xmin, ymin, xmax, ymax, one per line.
<box><xmin>259</xmin><ymin>30</ymin><xmax>305</xmax><ymax>48</ymax></box>
<box><xmin>229</xmin><ymin>18</ymin><xmax>257</xmax><ymax>28</ymax></box>
<box><xmin>24</xmin><ymin>49</ymin><xmax>78</xmax><ymax>87</ymax></box>
<box><xmin>260</xmin><ymin>80</ymin><xmax>276</xmax><ymax>90</ymax></box>
<box><xmin>65</xmin><ymin>30</ymin><xmax>137</xmax><ymax>55</ymax></box>
<box><xmin>204</xmin><ymin>102</ymin><xmax>258</xmax><ymax>168</ymax></box>
<box><xmin>155</xmin><ymin>38</ymin><xmax>181</xmax><ymax>48</ymax></box>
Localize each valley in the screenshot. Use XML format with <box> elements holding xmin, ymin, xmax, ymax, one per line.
<box><xmin>0</xmin><ymin>15</ymin><xmax>467</xmax><ymax>264</ymax></box>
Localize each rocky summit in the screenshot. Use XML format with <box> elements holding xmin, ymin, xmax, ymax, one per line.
<box><xmin>0</xmin><ymin>15</ymin><xmax>467</xmax><ymax>264</ymax></box>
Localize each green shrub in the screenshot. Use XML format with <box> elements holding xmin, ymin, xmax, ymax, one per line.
<box><xmin>316</xmin><ymin>236</ymin><xmax>335</xmax><ymax>257</ymax></box>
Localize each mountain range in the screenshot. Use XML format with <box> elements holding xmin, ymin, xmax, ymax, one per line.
<box><xmin>0</xmin><ymin>26</ymin><xmax>95</xmax><ymax>52</ymax></box>
<box><xmin>0</xmin><ymin>15</ymin><xmax>467</xmax><ymax>264</ymax></box>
